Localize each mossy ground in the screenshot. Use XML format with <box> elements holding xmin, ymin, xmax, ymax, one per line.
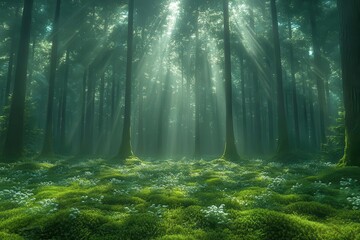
<box><xmin>1</xmin><ymin>157</ymin><xmax>360</xmax><ymax>239</ymax></box>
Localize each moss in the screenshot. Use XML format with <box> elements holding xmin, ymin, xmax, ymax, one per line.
<box><xmin>147</xmin><ymin>193</ymin><xmax>198</xmax><ymax>207</ymax></box>
<box><xmin>156</xmin><ymin>234</ymin><xmax>198</xmax><ymax>240</ymax></box>
<box><xmin>102</xmin><ymin>195</ymin><xmax>145</xmax><ymax>206</ymax></box>
<box><xmin>120</xmin><ymin>213</ymin><xmax>162</xmax><ymax>240</ymax></box>
<box><xmin>13</xmin><ymin>162</ymin><xmax>43</xmax><ymax>171</ymax></box>
<box><xmin>230</xmin><ymin>209</ymin><xmax>345</xmax><ymax>240</ymax></box>
<box><xmin>0</xmin><ymin>209</ymin><xmax>35</xmax><ymax>232</ymax></box>
<box><xmin>315</xmin><ymin>167</ymin><xmax>360</xmax><ymax>183</ymax></box>
<box><xmin>19</xmin><ymin>209</ymin><xmax>108</xmax><ymax>239</ymax></box>
<box><xmin>0</xmin><ymin>232</ymin><xmax>24</xmax><ymax>240</ymax></box>
<box><xmin>336</xmin><ymin>210</ymin><xmax>360</xmax><ymax>223</ymax></box>
<box><xmin>271</xmin><ymin>193</ymin><xmax>306</xmax><ymax>205</ymax></box>
<box><xmin>205</xmin><ymin>177</ymin><xmax>223</xmax><ymax>185</ymax></box>
<box><xmin>284</xmin><ymin>201</ymin><xmax>337</xmax><ymax>219</ymax></box>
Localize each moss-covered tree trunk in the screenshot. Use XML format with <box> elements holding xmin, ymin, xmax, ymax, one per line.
<box><xmin>338</xmin><ymin>0</ymin><xmax>360</xmax><ymax>166</ymax></box>
<box><xmin>117</xmin><ymin>0</ymin><xmax>134</xmax><ymax>160</ymax></box>
<box><xmin>3</xmin><ymin>0</ymin><xmax>33</xmax><ymax>161</ymax></box>
<box><xmin>222</xmin><ymin>0</ymin><xmax>240</xmax><ymax>161</ymax></box>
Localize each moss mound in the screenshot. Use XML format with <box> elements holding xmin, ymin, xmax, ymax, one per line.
<box><xmin>284</xmin><ymin>201</ymin><xmax>337</xmax><ymax>219</ymax></box>
<box><xmin>231</xmin><ymin>209</ymin><xmax>352</xmax><ymax>240</ymax></box>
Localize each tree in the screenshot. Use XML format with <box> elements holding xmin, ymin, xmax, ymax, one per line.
<box><xmin>270</xmin><ymin>0</ymin><xmax>290</xmax><ymax>155</ymax></box>
<box><xmin>116</xmin><ymin>0</ymin><xmax>135</xmax><ymax>160</ymax></box>
<box><xmin>3</xmin><ymin>0</ymin><xmax>34</xmax><ymax>161</ymax></box>
<box><xmin>309</xmin><ymin>0</ymin><xmax>327</xmax><ymax>145</ymax></box>
<box><xmin>338</xmin><ymin>0</ymin><xmax>360</xmax><ymax>166</ymax></box>
<box><xmin>222</xmin><ymin>0</ymin><xmax>240</xmax><ymax>161</ymax></box>
<box><xmin>41</xmin><ymin>0</ymin><xmax>62</xmax><ymax>156</ymax></box>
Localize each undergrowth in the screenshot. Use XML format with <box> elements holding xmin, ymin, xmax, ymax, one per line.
<box><xmin>0</xmin><ymin>157</ymin><xmax>360</xmax><ymax>239</ymax></box>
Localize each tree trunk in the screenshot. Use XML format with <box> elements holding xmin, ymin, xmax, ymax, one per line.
<box><xmin>270</xmin><ymin>0</ymin><xmax>290</xmax><ymax>156</ymax></box>
<box><xmin>41</xmin><ymin>0</ymin><xmax>61</xmax><ymax>156</ymax></box>
<box><xmin>222</xmin><ymin>0</ymin><xmax>240</xmax><ymax>161</ymax></box>
<box><xmin>117</xmin><ymin>0</ymin><xmax>134</xmax><ymax>160</ymax></box>
<box><xmin>287</xmin><ymin>17</ymin><xmax>300</xmax><ymax>147</ymax></box>
<box><xmin>3</xmin><ymin>0</ymin><xmax>34</xmax><ymax>161</ymax></box>
<box><xmin>309</xmin><ymin>0</ymin><xmax>327</xmax><ymax>145</ymax></box>
<box><xmin>59</xmin><ymin>48</ymin><xmax>70</xmax><ymax>154</ymax></box>
<box><xmin>338</xmin><ymin>0</ymin><xmax>360</xmax><ymax>166</ymax></box>
<box><xmin>194</xmin><ymin>1</ymin><xmax>201</xmax><ymax>159</ymax></box>
<box><xmin>4</xmin><ymin>6</ymin><xmax>20</xmax><ymax>107</ymax></box>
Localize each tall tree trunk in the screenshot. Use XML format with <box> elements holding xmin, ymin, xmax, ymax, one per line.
<box><xmin>309</xmin><ymin>0</ymin><xmax>327</xmax><ymax>145</ymax></box>
<box><xmin>79</xmin><ymin>69</ymin><xmax>87</xmax><ymax>154</ymax></box>
<box><xmin>287</xmin><ymin>17</ymin><xmax>300</xmax><ymax>147</ymax></box>
<box><xmin>239</xmin><ymin>49</ymin><xmax>248</xmax><ymax>154</ymax></box>
<box><xmin>194</xmin><ymin>2</ymin><xmax>201</xmax><ymax>159</ymax></box>
<box><xmin>41</xmin><ymin>0</ymin><xmax>61</xmax><ymax>156</ymax></box>
<box><xmin>270</xmin><ymin>0</ymin><xmax>290</xmax><ymax>156</ymax></box>
<box><xmin>338</xmin><ymin>0</ymin><xmax>360</xmax><ymax>166</ymax></box>
<box><xmin>98</xmin><ymin>72</ymin><xmax>105</xmax><ymax>138</ymax></box>
<box><xmin>4</xmin><ymin>6</ymin><xmax>20</xmax><ymax>107</ymax></box>
<box><xmin>117</xmin><ymin>0</ymin><xmax>134</xmax><ymax>160</ymax></box>
<box><xmin>85</xmin><ymin>65</ymin><xmax>95</xmax><ymax>154</ymax></box>
<box><xmin>222</xmin><ymin>0</ymin><xmax>240</xmax><ymax>161</ymax></box>
<box><xmin>3</xmin><ymin>0</ymin><xmax>33</xmax><ymax>161</ymax></box>
<box><xmin>59</xmin><ymin>48</ymin><xmax>70</xmax><ymax>153</ymax></box>
<box><xmin>5</xmin><ymin>39</ymin><xmax>16</xmax><ymax>106</ymax></box>
<box><xmin>249</xmin><ymin>9</ymin><xmax>263</xmax><ymax>155</ymax></box>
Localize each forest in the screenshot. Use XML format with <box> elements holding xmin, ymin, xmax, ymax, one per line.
<box><xmin>0</xmin><ymin>0</ymin><xmax>359</xmax><ymax>239</ymax></box>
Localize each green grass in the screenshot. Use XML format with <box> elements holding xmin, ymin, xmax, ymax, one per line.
<box><xmin>1</xmin><ymin>157</ymin><xmax>360</xmax><ymax>239</ymax></box>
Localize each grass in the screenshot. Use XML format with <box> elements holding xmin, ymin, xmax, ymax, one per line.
<box><xmin>1</xmin><ymin>157</ymin><xmax>360</xmax><ymax>239</ymax></box>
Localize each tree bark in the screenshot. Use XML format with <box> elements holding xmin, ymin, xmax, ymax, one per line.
<box><xmin>117</xmin><ymin>0</ymin><xmax>134</xmax><ymax>160</ymax></box>
<box><xmin>338</xmin><ymin>0</ymin><xmax>360</xmax><ymax>166</ymax></box>
<box><xmin>309</xmin><ymin>0</ymin><xmax>327</xmax><ymax>145</ymax></box>
<box><xmin>41</xmin><ymin>0</ymin><xmax>62</xmax><ymax>156</ymax></box>
<box><xmin>222</xmin><ymin>0</ymin><xmax>240</xmax><ymax>161</ymax></box>
<box><xmin>3</xmin><ymin>0</ymin><xmax>34</xmax><ymax>161</ymax></box>
<box><xmin>59</xmin><ymin>48</ymin><xmax>70</xmax><ymax>153</ymax></box>
<box><xmin>287</xmin><ymin>17</ymin><xmax>300</xmax><ymax>147</ymax></box>
<box><xmin>270</xmin><ymin>0</ymin><xmax>290</xmax><ymax>155</ymax></box>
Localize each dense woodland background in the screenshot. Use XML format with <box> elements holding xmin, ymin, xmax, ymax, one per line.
<box><xmin>0</xmin><ymin>0</ymin><xmax>359</xmax><ymax>165</ymax></box>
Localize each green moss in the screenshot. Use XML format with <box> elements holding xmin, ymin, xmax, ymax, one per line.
<box><xmin>316</xmin><ymin>167</ymin><xmax>360</xmax><ymax>183</ymax></box>
<box><xmin>205</xmin><ymin>177</ymin><xmax>223</xmax><ymax>185</ymax></box>
<box><xmin>120</xmin><ymin>213</ymin><xmax>162</xmax><ymax>240</ymax></box>
<box><xmin>13</xmin><ymin>162</ymin><xmax>43</xmax><ymax>171</ymax></box>
<box><xmin>0</xmin><ymin>232</ymin><xmax>24</xmax><ymax>240</ymax></box>
<box><xmin>0</xmin><ymin>209</ymin><xmax>34</xmax><ymax>232</ymax></box>
<box><xmin>147</xmin><ymin>193</ymin><xmax>198</xmax><ymax>207</ymax></box>
<box><xmin>284</xmin><ymin>201</ymin><xmax>337</xmax><ymax>218</ymax></box>
<box><xmin>156</xmin><ymin>234</ymin><xmax>198</xmax><ymax>240</ymax></box>
<box><xmin>19</xmin><ymin>209</ymin><xmax>108</xmax><ymax>239</ymax></box>
<box><xmin>272</xmin><ymin>193</ymin><xmax>306</xmax><ymax>205</ymax></box>
<box><xmin>230</xmin><ymin>209</ymin><xmax>315</xmax><ymax>239</ymax></box>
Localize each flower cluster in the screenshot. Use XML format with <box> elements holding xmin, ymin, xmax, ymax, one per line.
<box><xmin>147</xmin><ymin>204</ymin><xmax>168</xmax><ymax>218</ymax></box>
<box><xmin>0</xmin><ymin>188</ymin><xmax>35</xmax><ymax>205</ymax></box>
<box><xmin>28</xmin><ymin>198</ymin><xmax>59</xmax><ymax>214</ymax></box>
<box><xmin>267</xmin><ymin>176</ymin><xmax>287</xmax><ymax>192</ymax></box>
<box><xmin>64</xmin><ymin>176</ymin><xmax>99</xmax><ymax>187</ymax></box>
<box><xmin>69</xmin><ymin>207</ymin><xmax>81</xmax><ymax>219</ymax></box>
<box><xmin>81</xmin><ymin>195</ymin><xmax>104</xmax><ymax>204</ymax></box>
<box><xmin>201</xmin><ymin>204</ymin><xmax>229</xmax><ymax>224</ymax></box>
<box><xmin>290</xmin><ymin>182</ymin><xmax>303</xmax><ymax>193</ymax></box>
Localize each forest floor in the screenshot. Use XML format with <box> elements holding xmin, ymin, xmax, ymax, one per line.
<box><xmin>1</xmin><ymin>156</ymin><xmax>360</xmax><ymax>239</ymax></box>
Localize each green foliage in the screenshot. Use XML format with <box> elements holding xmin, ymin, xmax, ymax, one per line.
<box><xmin>1</xmin><ymin>157</ymin><xmax>360</xmax><ymax>239</ymax></box>
<box><xmin>0</xmin><ymin>232</ymin><xmax>24</xmax><ymax>240</ymax></box>
<box><xmin>323</xmin><ymin>111</ymin><xmax>345</xmax><ymax>161</ymax></box>
<box><xmin>284</xmin><ymin>201</ymin><xmax>337</xmax><ymax>219</ymax></box>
